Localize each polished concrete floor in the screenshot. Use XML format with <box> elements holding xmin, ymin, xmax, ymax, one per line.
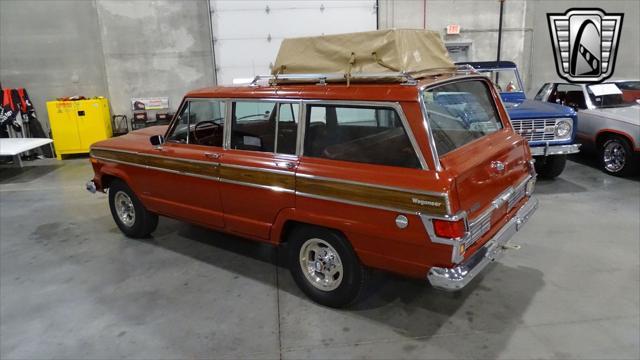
<box><xmin>1</xmin><ymin>155</ymin><xmax>638</xmax><ymax>359</ymax></box>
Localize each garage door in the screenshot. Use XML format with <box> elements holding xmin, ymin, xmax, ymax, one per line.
<box><xmin>210</xmin><ymin>0</ymin><xmax>377</xmax><ymax>84</ymax></box>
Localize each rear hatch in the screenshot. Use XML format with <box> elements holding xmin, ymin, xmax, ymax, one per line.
<box><xmin>421</xmin><ymin>77</ymin><xmax>532</xmax><ymax>258</ymax></box>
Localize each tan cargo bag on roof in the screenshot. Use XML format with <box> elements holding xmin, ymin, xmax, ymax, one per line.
<box><xmin>272</xmin><ymin>29</ymin><xmax>455</xmax><ymax>81</ymax></box>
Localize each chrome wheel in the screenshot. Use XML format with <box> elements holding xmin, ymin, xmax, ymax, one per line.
<box><xmin>114</xmin><ymin>191</ymin><xmax>136</xmax><ymax>227</ymax></box>
<box><xmin>299</xmin><ymin>238</ymin><xmax>343</xmax><ymax>291</ymax></box>
<box><xmin>603</xmin><ymin>141</ymin><xmax>626</xmax><ymax>173</ymax></box>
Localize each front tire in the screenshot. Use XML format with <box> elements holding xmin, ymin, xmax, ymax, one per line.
<box><xmin>600</xmin><ymin>137</ymin><xmax>637</xmax><ymax>177</ymax></box>
<box><xmin>108</xmin><ymin>179</ymin><xmax>158</xmax><ymax>238</ymax></box>
<box><xmin>534</xmin><ymin>155</ymin><xmax>566</xmax><ymax>179</ymax></box>
<box><xmin>288</xmin><ymin>226</ymin><xmax>367</xmax><ymax>308</ymax></box>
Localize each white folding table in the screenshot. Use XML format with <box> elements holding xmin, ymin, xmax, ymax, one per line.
<box><xmin>0</xmin><ymin>138</ymin><xmax>54</xmax><ymax>168</ymax></box>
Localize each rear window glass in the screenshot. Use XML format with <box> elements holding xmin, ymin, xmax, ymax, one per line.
<box><xmin>421</xmin><ymin>80</ymin><xmax>503</xmax><ymax>156</ymax></box>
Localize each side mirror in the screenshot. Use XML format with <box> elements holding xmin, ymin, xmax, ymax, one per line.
<box><xmin>150</xmin><ymin>135</ymin><xmax>164</xmax><ymax>146</ymax></box>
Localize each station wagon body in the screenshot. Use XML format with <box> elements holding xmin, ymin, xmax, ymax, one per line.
<box><xmin>87</xmin><ymin>74</ymin><xmax>538</xmax><ymax>307</ymax></box>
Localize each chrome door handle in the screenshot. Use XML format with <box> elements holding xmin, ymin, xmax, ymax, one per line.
<box><xmin>204</xmin><ymin>152</ymin><xmax>221</xmax><ymax>159</ymax></box>
<box><xmin>277</xmin><ymin>161</ymin><xmax>296</xmax><ymax>170</ymax></box>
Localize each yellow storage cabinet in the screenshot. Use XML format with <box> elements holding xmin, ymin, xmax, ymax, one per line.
<box><xmin>46</xmin><ymin>98</ymin><xmax>112</xmax><ymax>159</ymax></box>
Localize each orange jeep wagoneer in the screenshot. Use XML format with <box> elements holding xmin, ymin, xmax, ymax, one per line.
<box><xmin>87</xmin><ymin>71</ymin><xmax>538</xmax><ymax>307</ymax></box>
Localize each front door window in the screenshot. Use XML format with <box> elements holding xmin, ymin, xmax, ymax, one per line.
<box><xmin>166</xmin><ymin>99</ymin><xmax>226</xmax><ymax>147</ymax></box>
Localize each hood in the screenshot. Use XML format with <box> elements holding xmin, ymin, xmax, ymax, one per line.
<box><xmin>588</xmin><ymin>105</ymin><xmax>640</xmax><ymax>126</ymax></box>
<box><xmin>504</xmin><ymin>99</ymin><xmax>576</xmax><ymax>119</ymax></box>
<box><xmin>91</xmin><ymin>125</ymin><xmax>168</xmax><ymax>150</ymax></box>
<box><xmin>499</xmin><ymin>91</ymin><xmax>526</xmax><ymax>103</ymax></box>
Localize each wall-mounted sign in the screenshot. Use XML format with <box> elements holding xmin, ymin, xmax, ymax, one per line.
<box><xmin>131</xmin><ymin>97</ymin><xmax>169</xmax><ymax>111</ymax></box>
<box><xmin>446</xmin><ymin>24</ymin><xmax>461</xmax><ymax>35</ymax></box>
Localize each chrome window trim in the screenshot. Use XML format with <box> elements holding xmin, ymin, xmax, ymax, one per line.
<box><xmin>165</xmin><ymin>97</ymin><xmax>227</xmax><ymax>145</ymax></box>
<box><xmin>223</xmin><ymin>99</ymin><xmax>233</xmax><ymax>149</ymax></box>
<box><xmin>299</xmin><ymin>99</ymin><xmax>429</xmax><ymax>170</ymax></box>
<box><xmin>297</xmin><ymin>100</ymin><xmax>308</xmax><ymax>157</ymax></box>
<box><xmin>225</xmin><ymin>98</ymin><xmax>303</xmax><ymax>156</ymax></box>
<box><xmin>418</xmin><ymin>75</ymin><xmax>506</xmax><ymax>172</ymax></box>
<box><xmin>170</xmin><ymin>97</ymin><xmax>427</xmax><ymax>169</ymax></box>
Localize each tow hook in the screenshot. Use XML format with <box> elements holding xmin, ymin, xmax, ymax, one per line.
<box><xmin>501</xmin><ymin>243</ymin><xmax>521</xmax><ymax>250</ymax></box>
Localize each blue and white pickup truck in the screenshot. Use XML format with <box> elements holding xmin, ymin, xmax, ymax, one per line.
<box><xmin>457</xmin><ymin>61</ymin><xmax>580</xmax><ymax>178</ymax></box>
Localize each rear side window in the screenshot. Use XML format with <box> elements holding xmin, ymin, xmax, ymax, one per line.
<box><xmin>304</xmin><ymin>105</ymin><xmax>420</xmax><ymax>168</ymax></box>
<box><xmin>421</xmin><ymin>80</ymin><xmax>503</xmax><ymax>156</ymax></box>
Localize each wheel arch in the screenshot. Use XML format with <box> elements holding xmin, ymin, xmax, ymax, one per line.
<box><xmin>271</xmin><ymin>208</ymin><xmax>349</xmax><ymax>246</ymax></box>
<box><xmin>96</xmin><ymin>165</ymin><xmax>133</xmax><ymax>190</ymax></box>
<box><xmin>595</xmin><ymin>129</ymin><xmax>635</xmax><ymax>149</ymax></box>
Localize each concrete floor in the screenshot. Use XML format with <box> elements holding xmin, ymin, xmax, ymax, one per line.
<box><xmin>0</xmin><ymin>155</ymin><xmax>638</xmax><ymax>359</ymax></box>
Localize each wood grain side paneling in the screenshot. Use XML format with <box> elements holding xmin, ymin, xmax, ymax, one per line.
<box><xmin>296</xmin><ymin>177</ymin><xmax>448</xmax><ymax>215</ymax></box>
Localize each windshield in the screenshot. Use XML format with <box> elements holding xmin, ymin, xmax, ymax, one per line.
<box><xmin>587</xmin><ymin>83</ymin><xmax>632</xmax><ymax>108</ymax></box>
<box><xmin>477</xmin><ymin>68</ymin><xmax>522</xmax><ymax>92</ymax></box>
<box><xmin>422</xmin><ymin>80</ymin><xmax>503</xmax><ymax>156</ymax></box>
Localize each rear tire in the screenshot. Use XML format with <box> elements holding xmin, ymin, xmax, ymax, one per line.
<box><xmin>534</xmin><ymin>155</ymin><xmax>566</xmax><ymax>179</ymax></box>
<box><xmin>288</xmin><ymin>226</ymin><xmax>367</xmax><ymax>308</ymax></box>
<box><xmin>600</xmin><ymin>136</ymin><xmax>637</xmax><ymax>177</ymax></box>
<box><xmin>108</xmin><ymin>179</ymin><xmax>158</xmax><ymax>238</ymax></box>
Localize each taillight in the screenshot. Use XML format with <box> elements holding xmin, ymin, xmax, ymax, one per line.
<box><xmin>432</xmin><ymin>219</ymin><xmax>466</xmax><ymax>239</ymax></box>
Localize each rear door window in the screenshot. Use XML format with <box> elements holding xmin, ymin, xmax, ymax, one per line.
<box><xmin>230</xmin><ymin>101</ymin><xmax>299</xmax><ymax>154</ymax></box>
<box><xmin>421</xmin><ymin>80</ymin><xmax>503</xmax><ymax>156</ymax></box>
<box><xmin>304</xmin><ymin>104</ymin><xmax>420</xmax><ymax>168</ymax></box>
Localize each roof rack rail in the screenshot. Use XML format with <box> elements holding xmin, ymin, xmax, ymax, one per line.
<box><xmin>243</xmin><ymin>66</ymin><xmax>476</xmax><ymax>86</ymax></box>
<box><xmin>249</xmin><ymin>72</ymin><xmax>418</xmax><ymax>86</ymax></box>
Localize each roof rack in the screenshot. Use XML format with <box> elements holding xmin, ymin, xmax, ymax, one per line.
<box><xmin>243</xmin><ymin>65</ymin><xmax>477</xmax><ymax>86</ymax></box>
<box><xmin>249</xmin><ymin>72</ymin><xmax>418</xmax><ymax>86</ymax></box>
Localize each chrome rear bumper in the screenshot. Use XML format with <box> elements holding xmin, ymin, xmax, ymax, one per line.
<box><xmin>427</xmin><ymin>196</ymin><xmax>539</xmax><ymax>291</ymax></box>
<box><xmin>86</xmin><ymin>180</ymin><xmax>97</xmax><ymax>194</ymax></box>
<box><xmin>530</xmin><ymin>143</ymin><xmax>580</xmax><ymax>156</ymax></box>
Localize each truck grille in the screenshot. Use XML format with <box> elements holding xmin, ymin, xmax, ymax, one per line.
<box><xmin>511</xmin><ymin>119</ymin><xmax>557</xmax><ymax>142</ymax></box>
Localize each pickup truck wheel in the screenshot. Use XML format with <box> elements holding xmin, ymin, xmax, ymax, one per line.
<box><xmin>534</xmin><ymin>155</ymin><xmax>566</xmax><ymax>179</ymax></box>
<box><xmin>108</xmin><ymin>179</ymin><xmax>158</xmax><ymax>238</ymax></box>
<box><xmin>600</xmin><ymin>137</ymin><xmax>636</xmax><ymax>177</ymax></box>
<box><xmin>288</xmin><ymin>226</ymin><xmax>367</xmax><ymax>308</ymax></box>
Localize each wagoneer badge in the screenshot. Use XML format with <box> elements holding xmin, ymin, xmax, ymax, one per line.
<box><xmin>412</xmin><ymin>198</ymin><xmax>442</xmax><ymax>207</ymax></box>
<box><xmin>547</xmin><ymin>8</ymin><xmax>623</xmax><ymax>83</ymax></box>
